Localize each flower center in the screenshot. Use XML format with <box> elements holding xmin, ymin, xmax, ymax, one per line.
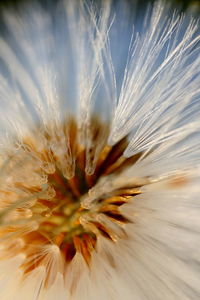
<box><xmin>0</xmin><ymin>117</ymin><xmax>148</xmax><ymax>284</ymax></box>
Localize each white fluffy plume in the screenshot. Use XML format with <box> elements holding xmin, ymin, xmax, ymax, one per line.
<box><xmin>0</xmin><ymin>1</ymin><xmax>200</xmax><ymax>300</ymax></box>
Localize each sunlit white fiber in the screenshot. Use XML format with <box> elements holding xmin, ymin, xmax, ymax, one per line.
<box><xmin>0</xmin><ymin>0</ymin><xmax>200</xmax><ymax>300</ymax></box>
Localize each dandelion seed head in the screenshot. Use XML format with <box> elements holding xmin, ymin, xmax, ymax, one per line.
<box><xmin>0</xmin><ymin>117</ymin><xmax>147</xmax><ymax>289</ymax></box>
<box><xmin>0</xmin><ymin>0</ymin><xmax>200</xmax><ymax>299</ymax></box>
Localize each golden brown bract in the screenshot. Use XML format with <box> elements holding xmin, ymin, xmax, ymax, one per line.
<box><xmin>0</xmin><ymin>117</ymin><xmax>146</xmax><ymax>285</ymax></box>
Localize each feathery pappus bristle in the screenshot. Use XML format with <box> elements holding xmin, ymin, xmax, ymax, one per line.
<box><xmin>0</xmin><ymin>0</ymin><xmax>200</xmax><ymax>299</ymax></box>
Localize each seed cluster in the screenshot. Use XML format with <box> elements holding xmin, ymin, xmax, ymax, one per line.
<box><xmin>0</xmin><ymin>118</ymin><xmax>147</xmax><ymax>284</ymax></box>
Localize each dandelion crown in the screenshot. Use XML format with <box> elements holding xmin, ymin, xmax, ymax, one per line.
<box><xmin>0</xmin><ymin>0</ymin><xmax>200</xmax><ymax>299</ymax></box>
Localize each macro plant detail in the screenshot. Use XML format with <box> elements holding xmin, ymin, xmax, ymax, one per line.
<box><xmin>0</xmin><ymin>118</ymin><xmax>146</xmax><ymax>276</ymax></box>
<box><xmin>0</xmin><ymin>0</ymin><xmax>200</xmax><ymax>300</ymax></box>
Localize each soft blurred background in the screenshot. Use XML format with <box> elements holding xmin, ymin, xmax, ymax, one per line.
<box><xmin>0</xmin><ymin>0</ymin><xmax>200</xmax><ymax>12</ymax></box>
